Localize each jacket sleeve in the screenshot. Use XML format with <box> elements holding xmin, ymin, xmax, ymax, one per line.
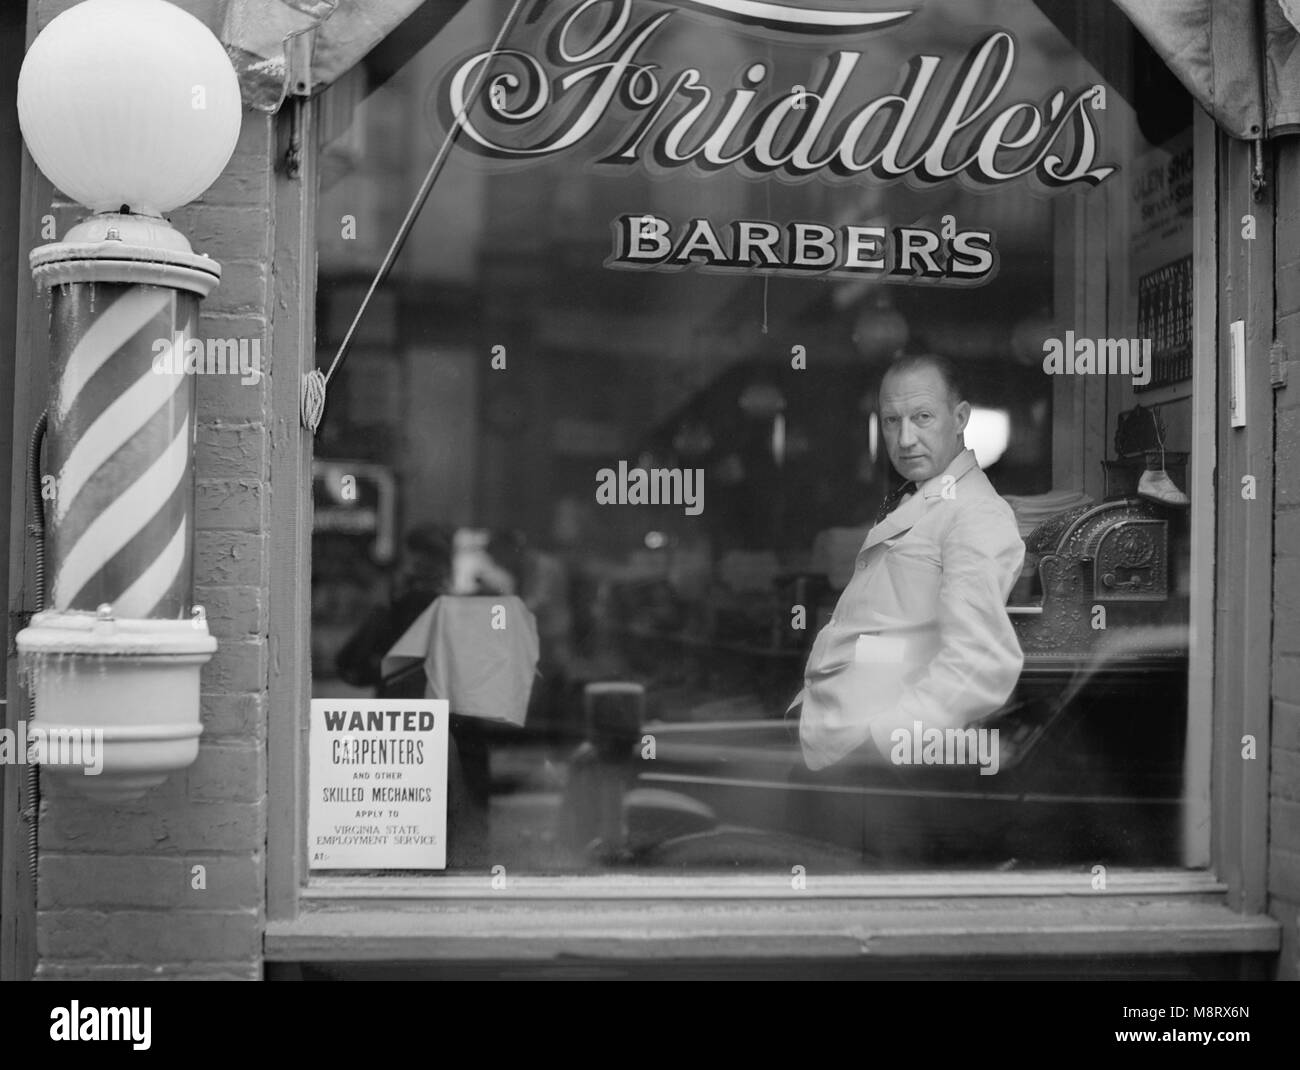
<box><xmin>868</xmin><ymin>499</ymin><xmax>1025</xmax><ymax>753</ymax></box>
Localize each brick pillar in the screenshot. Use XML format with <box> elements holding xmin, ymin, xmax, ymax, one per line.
<box><xmin>1270</xmin><ymin>136</ymin><xmax>1300</xmax><ymax>982</ymax></box>
<box><xmin>31</xmin><ymin>60</ymin><xmax>273</xmax><ymax>978</ymax></box>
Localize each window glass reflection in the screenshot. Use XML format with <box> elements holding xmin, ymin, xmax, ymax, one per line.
<box><xmin>310</xmin><ymin>0</ymin><xmax>1197</xmax><ymax>874</ymax></box>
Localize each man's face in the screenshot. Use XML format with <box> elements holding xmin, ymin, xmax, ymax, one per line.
<box><xmin>879</xmin><ymin>365</ymin><xmax>970</xmax><ymax>483</ymax></box>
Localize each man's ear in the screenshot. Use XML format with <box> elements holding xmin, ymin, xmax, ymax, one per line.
<box><xmin>954</xmin><ymin>399</ymin><xmax>971</xmax><ymax>434</ymax></box>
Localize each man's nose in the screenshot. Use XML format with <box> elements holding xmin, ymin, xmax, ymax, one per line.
<box><xmin>897</xmin><ymin>419</ymin><xmax>917</xmax><ymax>446</ymax></box>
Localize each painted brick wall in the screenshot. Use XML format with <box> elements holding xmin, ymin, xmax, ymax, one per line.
<box><xmin>30</xmin><ymin>0</ymin><xmax>272</xmax><ymax>980</ymax></box>
<box><xmin>1270</xmin><ymin>137</ymin><xmax>1300</xmax><ymax>982</ymax></box>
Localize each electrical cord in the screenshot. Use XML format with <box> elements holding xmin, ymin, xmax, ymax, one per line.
<box><xmin>23</xmin><ymin>409</ymin><xmax>47</xmax><ymax>894</ymax></box>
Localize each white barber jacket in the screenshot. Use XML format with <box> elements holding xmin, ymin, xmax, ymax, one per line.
<box><xmin>797</xmin><ymin>448</ymin><xmax>1026</xmax><ymax>771</ymax></box>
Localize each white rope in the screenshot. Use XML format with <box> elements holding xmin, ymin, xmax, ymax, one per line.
<box><xmin>301</xmin><ymin>367</ymin><xmax>327</xmax><ymax>434</ymax></box>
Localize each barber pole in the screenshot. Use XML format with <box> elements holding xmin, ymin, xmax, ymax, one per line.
<box><xmin>13</xmin><ymin>0</ymin><xmax>242</xmax><ymax>798</ymax></box>
<box><xmin>43</xmin><ymin>277</ymin><xmax>200</xmax><ymax>618</ymax></box>
<box><xmin>16</xmin><ymin>216</ymin><xmax>222</xmax><ymax>799</ymax></box>
<box><xmin>31</xmin><ymin>217</ymin><xmax>221</xmax><ymax>622</ymax></box>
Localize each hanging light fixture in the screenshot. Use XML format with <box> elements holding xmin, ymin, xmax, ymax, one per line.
<box><xmin>672</xmin><ymin>418</ymin><xmax>715</xmax><ymax>457</ymax></box>
<box><xmin>851</xmin><ymin>289</ymin><xmax>909</xmax><ymax>361</ymax></box>
<box><xmin>738</xmin><ymin>381</ymin><xmax>786</xmax><ymax>419</ymax></box>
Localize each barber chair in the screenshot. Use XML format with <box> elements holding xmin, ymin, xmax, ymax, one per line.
<box><xmin>558</xmin><ymin>681</ymin><xmax>721</xmax><ymax>863</ymax></box>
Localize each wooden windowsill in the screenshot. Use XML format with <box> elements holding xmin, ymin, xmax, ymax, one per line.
<box><xmin>264</xmin><ymin>870</ymin><xmax>1280</xmax><ymax>962</ymax></box>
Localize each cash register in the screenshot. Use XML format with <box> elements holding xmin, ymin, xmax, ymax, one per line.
<box><xmin>1009</xmin><ymin>445</ymin><xmax>1189</xmax><ymax>662</ymax></box>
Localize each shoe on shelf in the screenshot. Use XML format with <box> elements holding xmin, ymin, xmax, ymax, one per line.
<box><xmin>1137</xmin><ymin>467</ymin><xmax>1190</xmax><ymax>507</ymax></box>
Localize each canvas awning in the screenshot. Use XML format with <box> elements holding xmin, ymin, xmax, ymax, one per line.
<box><xmin>221</xmin><ymin>0</ymin><xmax>1300</xmax><ymax>137</ymax></box>
<box><xmin>1109</xmin><ymin>0</ymin><xmax>1300</xmax><ymax>139</ymax></box>
<box><xmin>221</xmin><ymin>0</ymin><xmax>463</xmax><ymax>112</ymax></box>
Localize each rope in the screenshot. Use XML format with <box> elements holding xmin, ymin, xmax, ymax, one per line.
<box><xmin>301</xmin><ymin>367</ymin><xmax>328</xmax><ymax>432</ymax></box>
<box><xmin>302</xmin><ymin>0</ymin><xmax>529</xmax><ymax>434</ymax></box>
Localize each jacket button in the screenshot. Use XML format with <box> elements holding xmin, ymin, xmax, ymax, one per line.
<box><xmin>855</xmin><ymin>559</ymin><xmax>867</xmax><ymax>571</ymax></box>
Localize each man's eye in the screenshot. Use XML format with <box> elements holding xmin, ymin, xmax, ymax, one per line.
<box><xmin>916</xmin><ymin>413</ymin><xmax>933</xmax><ymax>424</ymax></box>
<box><xmin>883</xmin><ymin>416</ymin><xmax>898</xmax><ymax>426</ymax></box>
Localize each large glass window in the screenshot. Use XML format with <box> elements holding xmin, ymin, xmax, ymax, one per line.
<box><xmin>309</xmin><ymin>0</ymin><xmax>1201</xmax><ymax>873</ymax></box>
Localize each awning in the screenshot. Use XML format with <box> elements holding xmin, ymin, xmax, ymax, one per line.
<box><xmin>221</xmin><ymin>0</ymin><xmax>442</xmax><ymax>112</ymax></box>
<box><xmin>1113</xmin><ymin>0</ymin><xmax>1300</xmax><ymax>140</ymax></box>
<box><xmin>221</xmin><ymin>0</ymin><xmax>1300</xmax><ymax>139</ymax></box>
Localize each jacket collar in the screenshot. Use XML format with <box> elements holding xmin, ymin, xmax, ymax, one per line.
<box><xmin>862</xmin><ymin>448</ymin><xmax>979</xmax><ymax>551</ymax></box>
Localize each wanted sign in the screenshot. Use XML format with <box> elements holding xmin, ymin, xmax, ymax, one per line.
<box><xmin>308</xmin><ymin>699</ymin><xmax>449</xmax><ymax>870</ymax></box>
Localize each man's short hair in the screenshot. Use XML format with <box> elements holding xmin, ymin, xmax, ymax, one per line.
<box><xmin>880</xmin><ymin>353</ymin><xmax>967</xmax><ymax>407</ymax></box>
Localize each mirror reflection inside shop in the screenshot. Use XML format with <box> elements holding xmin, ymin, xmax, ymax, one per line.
<box><xmin>310</xmin><ymin>0</ymin><xmax>1198</xmax><ymax>873</ymax></box>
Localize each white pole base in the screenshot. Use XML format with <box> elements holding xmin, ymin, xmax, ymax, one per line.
<box><xmin>15</xmin><ymin>610</ymin><xmax>217</xmax><ymax>802</ymax></box>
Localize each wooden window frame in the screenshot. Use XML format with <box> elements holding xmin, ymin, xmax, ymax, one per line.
<box><xmin>262</xmin><ymin>92</ymin><xmax>1279</xmax><ymax>966</ymax></box>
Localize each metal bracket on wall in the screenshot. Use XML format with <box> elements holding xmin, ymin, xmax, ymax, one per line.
<box><xmin>284</xmin><ymin>29</ymin><xmax>316</xmax><ymax>180</ymax></box>
<box><xmin>1251</xmin><ymin>137</ymin><xmax>1268</xmax><ymax>202</ymax></box>
<box><xmin>1270</xmin><ymin>341</ymin><xmax>1289</xmax><ymax>389</ymax></box>
<box><xmin>286</xmin><ymin>97</ymin><xmax>307</xmax><ymax>179</ymax></box>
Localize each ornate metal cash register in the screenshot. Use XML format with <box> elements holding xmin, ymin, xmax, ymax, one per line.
<box><xmin>1009</xmin><ymin>497</ymin><xmax>1188</xmax><ymax>662</ymax></box>
<box><xmin>1008</xmin><ymin>453</ymin><xmax>1190</xmax><ymax>664</ymax></box>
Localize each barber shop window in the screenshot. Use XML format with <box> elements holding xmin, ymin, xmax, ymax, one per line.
<box><xmin>308</xmin><ymin>0</ymin><xmax>1205</xmax><ymax>875</ymax></box>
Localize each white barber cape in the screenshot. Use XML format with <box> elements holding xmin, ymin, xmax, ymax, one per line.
<box><xmin>382</xmin><ymin>595</ymin><xmax>539</xmax><ymax>727</ymax></box>
<box><xmin>796</xmin><ymin>449</ymin><xmax>1026</xmax><ymax>771</ymax></box>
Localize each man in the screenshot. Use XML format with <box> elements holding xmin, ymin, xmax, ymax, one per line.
<box><xmin>334</xmin><ymin>523</ymin><xmax>452</xmax><ymax>694</ymax></box>
<box><xmin>794</xmin><ymin>353</ymin><xmax>1025</xmax><ymax>772</ymax></box>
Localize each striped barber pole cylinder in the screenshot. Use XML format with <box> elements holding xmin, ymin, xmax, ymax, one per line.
<box><xmin>44</xmin><ymin>282</ymin><xmax>199</xmax><ymax>618</ymax></box>
<box><xmin>30</xmin><ymin>215</ymin><xmax>221</xmax><ymax>620</ymax></box>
